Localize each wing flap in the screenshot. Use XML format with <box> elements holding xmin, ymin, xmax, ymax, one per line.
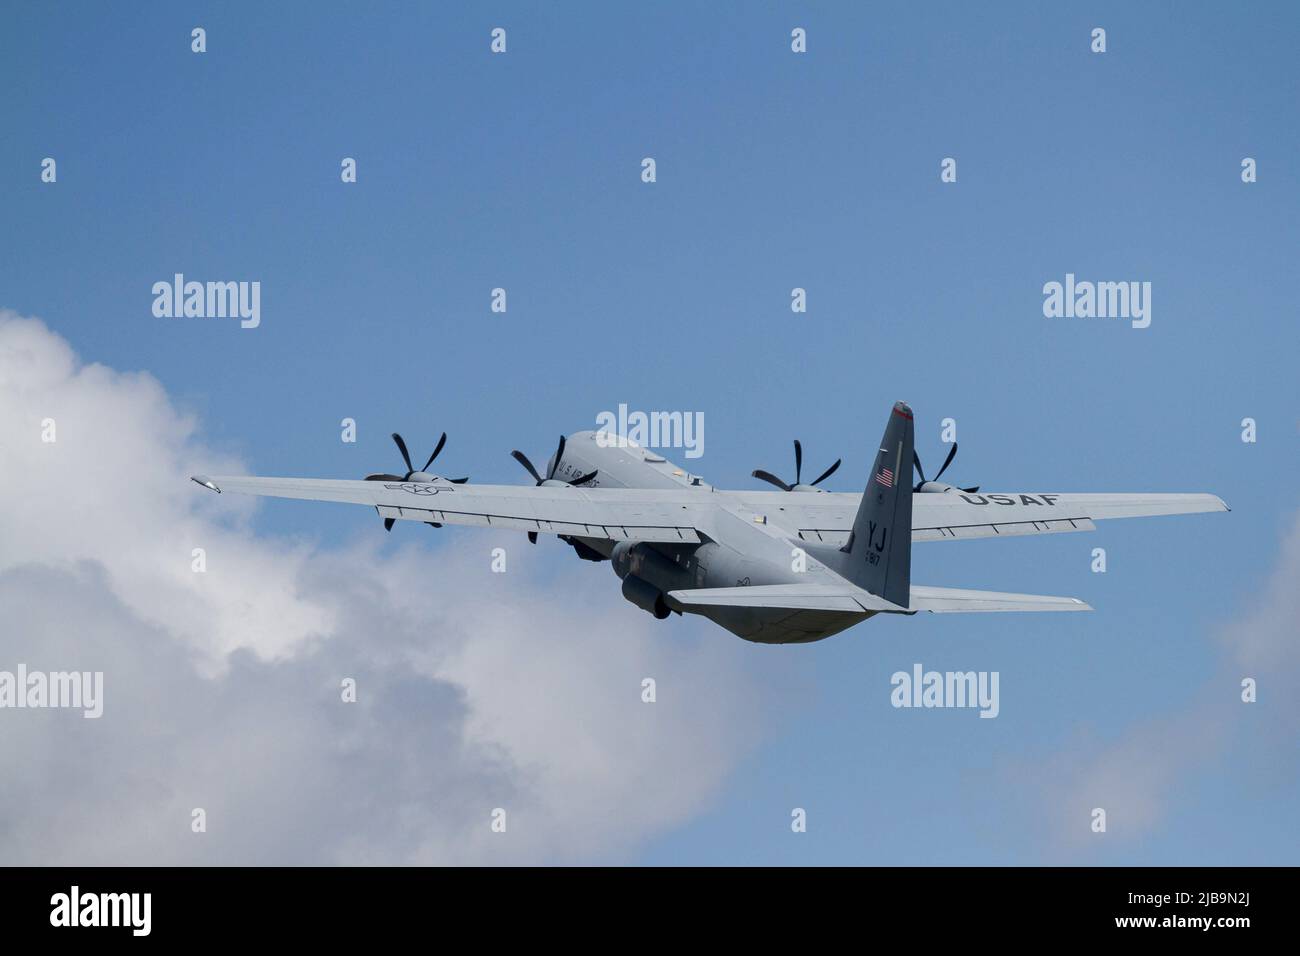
<box><xmin>375</xmin><ymin>503</ymin><xmax>699</xmax><ymax>543</ymax></box>
<box><xmin>798</xmin><ymin>516</ymin><xmax>1097</xmax><ymax>545</ymax></box>
<box><xmin>912</xmin><ymin>516</ymin><xmax>1097</xmax><ymax>541</ymax></box>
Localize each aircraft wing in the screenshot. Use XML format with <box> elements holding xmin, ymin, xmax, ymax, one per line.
<box><xmin>783</xmin><ymin>491</ymin><xmax>1228</xmax><ymax>545</ymax></box>
<box><xmin>193</xmin><ymin>474</ymin><xmax>1227</xmax><ymax>548</ymax></box>
<box><xmin>191</xmin><ymin>475</ymin><xmax>702</xmax><ymax>544</ymax></box>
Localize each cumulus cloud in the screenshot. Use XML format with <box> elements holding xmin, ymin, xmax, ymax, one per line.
<box><xmin>1026</xmin><ymin>509</ymin><xmax>1300</xmax><ymax>852</ymax></box>
<box><xmin>0</xmin><ymin>312</ymin><xmax>782</xmax><ymax>864</ymax></box>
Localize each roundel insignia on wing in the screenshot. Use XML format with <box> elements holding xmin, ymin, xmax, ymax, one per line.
<box><xmin>384</xmin><ymin>483</ymin><xmax>443</xmax><ymax>495</ymax></box>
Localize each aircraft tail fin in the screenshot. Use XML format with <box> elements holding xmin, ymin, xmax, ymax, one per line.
<box><xmin>839</xmin><ymin>401</ymin><xmax>914</xmax><ymax>607</ymax></box>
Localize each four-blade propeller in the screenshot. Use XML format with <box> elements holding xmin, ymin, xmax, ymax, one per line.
<box><xmin>369</xmin><ymin>427</ymin><xmax>979</xmax><ymax>538</ymax></box>
<box><xmin>913</xmin><ymin>442</ymin><xmax>979</xmax><ymax>494</ymax></box>
<box><xmin>752</xmin><ymin>440</ymin><xmax>841</xmax><ymax>492</ymax></box>
<box><xmin>511</xmin><ymin>435</ymin><xmax>598</xmax><ymax>542</ymax></box>
<box><xmin>365</xmin><ymin>432</ymin><xmax>468</xmax><ymax>530</ymax></box>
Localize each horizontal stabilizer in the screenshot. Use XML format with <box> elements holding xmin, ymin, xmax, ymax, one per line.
<box><xmin>669</xmin><ymin>583</ymin><xmax>1089</xmax><ymax>614</ymax></box>
<box><xmin>667</xmin><ymin>584</ymin><xmax>905</xmax><ymax>614</ymax></box>
<box><xmin>908</xmin><ymin>585</ymin><xmax>1091</xmax><ymax>613</ymax></box>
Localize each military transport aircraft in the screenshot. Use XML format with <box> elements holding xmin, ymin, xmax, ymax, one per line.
<box><xmin>191</xmin><ymin>402</ymin><xmax>1227</xmax><ymax>644</ymax></box>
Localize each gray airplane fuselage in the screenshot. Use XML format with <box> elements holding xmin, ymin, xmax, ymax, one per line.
<box><xmin>545</xmin><ymin>432</ymin><xmax>872</xmax><ymax>643</ymax></box>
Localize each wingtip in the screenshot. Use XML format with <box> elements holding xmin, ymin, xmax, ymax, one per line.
<box><xmin>191</xmin><ymin>475</ymin><xmax>221</xmax><ymax>493</ymax></box>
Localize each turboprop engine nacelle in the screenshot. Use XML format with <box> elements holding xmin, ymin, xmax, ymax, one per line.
<box><xmin>610</xmin><ymin>541</ymin><xmax>680</xmax><ymax>585</ymax></box>
<box><xmin>621</xmin><ymin>574</ymin><xmax>671</xmax><ymax>619</ymax></box>
<box><xmin>916</xmin><ymin>481</ymin><xmax>958</xmax><ymax>493</ymax></box>
<box><xmin>611</xmin><ymin>542</ymin><xmax>685</xmax><ymax>620</ymax></box>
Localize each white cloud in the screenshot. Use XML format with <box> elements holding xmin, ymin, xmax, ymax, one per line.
<box><xmin>1024</xmin><ymin>509</ymin><xmax>1300</xmax><ymax>853</ymax></box>
<box><xmin>0</xmin><ymin>312</ymin><xmax>782</xmax><ymax>864</ymax></box>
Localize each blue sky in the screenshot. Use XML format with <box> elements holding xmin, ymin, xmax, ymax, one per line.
<box><xmin>2</xmin><ymin>2</ymin><xmax>1296</xmax><ymax>864</ymax></box>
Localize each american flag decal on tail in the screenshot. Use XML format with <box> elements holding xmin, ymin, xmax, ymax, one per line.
<box><xmin>876</xmin><ymin>466</ymin><xmax>895</xmax><ymax>488</ymax></box>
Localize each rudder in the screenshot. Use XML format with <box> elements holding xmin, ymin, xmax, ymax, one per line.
<box><xmin>839</xmin><ymin>401</ymin><xmax>914</xmax><ymax>607</ymax></box>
